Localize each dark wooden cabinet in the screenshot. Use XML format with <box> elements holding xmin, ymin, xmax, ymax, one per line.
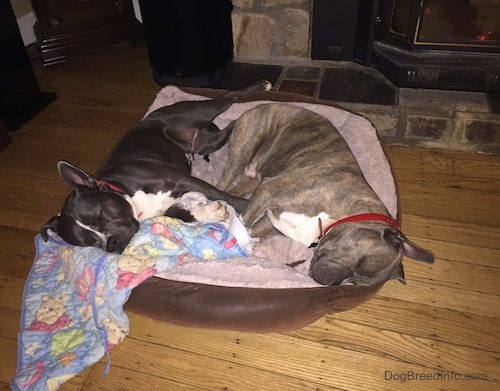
<box><xmin>30</xmin><ymin>0</ymin><xmax>143</xmax><ymax>65</ymax></box>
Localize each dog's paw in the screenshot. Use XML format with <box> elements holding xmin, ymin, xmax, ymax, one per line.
<box><xmin>258</xmin><ymin>79</ymin><xmax>273</xmax><ymax>91</ymax></box>
<box><xmin>191</xmin><ymin>201</ymin><xmax>229</xmax><ymax>222</ymax></box>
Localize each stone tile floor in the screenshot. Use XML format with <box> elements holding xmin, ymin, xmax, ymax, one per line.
<box><xmin>215</xmin><ymin>60</ymin><xmax>500</xmax><ymax>155</ymax></box>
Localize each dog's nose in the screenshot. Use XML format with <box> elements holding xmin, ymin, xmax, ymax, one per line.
<box><xmin>106</xmin><ymin>235</ymin><xmax>123</xmax><ymax>253</ymax></box>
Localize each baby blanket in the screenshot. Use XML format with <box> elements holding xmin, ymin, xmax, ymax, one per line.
<box><xmin>12</xmin><ymin>217</ymin><xmax>246</xmax><ymax>391</ymax></box>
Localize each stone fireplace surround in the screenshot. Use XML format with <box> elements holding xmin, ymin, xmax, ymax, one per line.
<box><xmin>232</xmin><ymin>0</ymin><xmax>310</xmax><ymax>59</ymax></box>
<box><xmin>230</xmin><ymin>0</ymin><xmax>500</xmax><ymax>155</ymax></box>
<box><xmin>128</xmin><ymin>0</ymin><xmax>499</xmax><ymax>154</ymax></box>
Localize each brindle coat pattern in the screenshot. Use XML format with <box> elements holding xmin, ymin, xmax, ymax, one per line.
<box><xmin>217</xmin><ymin>104</ymin><xmax>434</xmax><ymax>286</ymax></box>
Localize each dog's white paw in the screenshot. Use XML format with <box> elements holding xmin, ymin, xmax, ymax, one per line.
<box><xmin>262</xmin><ymin>80</ymin><xmax>273</xmax><ymax>91</ymax></box>
<box><xmin>192</xmin><ymin>201</ymin><xmax>229</xmax><ymax>222</ymax></box>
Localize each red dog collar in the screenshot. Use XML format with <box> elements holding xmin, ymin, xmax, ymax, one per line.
<box><xmin>321</xmin><ymin>213</ymin><xmax>399</xmax><ymax>237</ymax></box>
<box><xmin>97</xmin><ymin>180</ymin><xmax>125</xmax><ymax>194</ymax></box>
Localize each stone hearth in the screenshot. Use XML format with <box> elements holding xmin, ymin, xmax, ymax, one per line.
<box><xmin>230</xmin><ymin>1</ymin><xmax>500</xmax><ymax>155</ymax></box>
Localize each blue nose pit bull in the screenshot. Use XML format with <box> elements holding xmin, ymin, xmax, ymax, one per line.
<box><xmin>41</xmin><ymin>80</ymin><xmax>272</xmax><ymax>253</ymax></box>
<box><xmin>216</xmin><ymin>103</ymin><xmax>435</xmax><ymax>286</ymax></box>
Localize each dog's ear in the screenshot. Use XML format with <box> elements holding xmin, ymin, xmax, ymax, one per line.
<box><xmin>384</xmin><ymin>228</ymin><xmax>435</xmax><ymax>264</ymax></box>
<box><xmin>57</xmin><ymin>160</ymin><xmax>99</xmax><ymax>191</ymax></box>
<box><xmin>392</xmin><ymin>262</ymin><xmax>406</xmax><ymax>285</ymax></box>
<box><xmin>41</xmin><ymin>216</ymin><xmax>59</xmax><ymax>241</ymax></box>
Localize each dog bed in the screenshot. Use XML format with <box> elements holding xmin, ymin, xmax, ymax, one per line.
<box><xmin>125</xmin><ymin>86</ymin><xmax>399</xmax><ymax>333</ymax></box>
<box><xmin>13</xmin><ymin>87</ymin><xmax>398</xmax><ymax>391</ymax></box>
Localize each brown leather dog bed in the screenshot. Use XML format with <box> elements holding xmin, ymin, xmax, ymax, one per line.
<box><xmin>13</xmin><ymin>86</ymin><xmax>400</xmax><ymax>391</ymax></box>
<box><xmin>124</xmin><ymin>86</ymin><xmax>398</xmax><ymax>333</ymax></box>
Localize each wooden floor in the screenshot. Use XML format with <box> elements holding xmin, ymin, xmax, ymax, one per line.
<box><xmin>1</xmin><ymin>43</ymin><xmax>499</xmax><ymax>391</ymax></box>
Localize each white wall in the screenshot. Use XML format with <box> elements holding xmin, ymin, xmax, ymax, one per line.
<box><xmin>16</xmin><ymin>11</ymin><xmax>37</xmax><ymax>46</ymax></box>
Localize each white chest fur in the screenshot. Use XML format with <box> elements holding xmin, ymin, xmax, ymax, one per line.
<box><xmin>266</xmin><ymin>210</ymin><xmax>331</xmax><ymax>246</ymax></box>
<box><xmin>124</xmin><ymin>190</ymin><xmax>177</xmax><ymax>222</ymax></box>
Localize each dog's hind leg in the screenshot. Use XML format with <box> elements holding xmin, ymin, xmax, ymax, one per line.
<box><xmin>152</xmin><ymin>80</ymin><xmax>272</xmax><ymax>156</ymax></box>
<box><xmin>160</xmin><ymin>80</ymin><xmax>272</xmax><ymax>125</ymax></box>
<box><xmin>222</xmin><ymin>79</ymin><xmax>272</xmax><ymax>103</ymax></box>
<box><xmin>245</xmin><ymin>212</ymin><xmax>280</xmax><ymax>241</ymax></box>
<box><xmin>184</xmin><ymin>79</ymin><xmax>272</xmax><ymax>126</ymax></box>
<box><xmin>199</xmin><ymin>79</ymin><xmax>272</xmax><ymax>121</ymax></box>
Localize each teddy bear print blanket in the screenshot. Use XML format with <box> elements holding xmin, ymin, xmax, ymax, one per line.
<box><xmin>12</xmin><ymin>217</ymin><xmax>246</xmax><ymax>391</ymax></box>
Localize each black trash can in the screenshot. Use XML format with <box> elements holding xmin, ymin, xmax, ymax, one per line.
<box><xmin>138</xmin><ymin>0</ymin><xmax>234</xmax><ymax>87</ymax></box>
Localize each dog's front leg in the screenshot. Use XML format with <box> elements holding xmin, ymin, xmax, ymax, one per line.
<box><xmin>164</xmin><ymin>200</ymin><xmax>228</xmax><ymax>223</ymax></box>
<box><xmin>190</xmin><ymin>201</ymin><xmax>229</xmax><ymax>222</ymax></box>
<box><xmin>176</xmin><ymin>175</ymin><xmax>249</xmax><ymax>213</ymax></box>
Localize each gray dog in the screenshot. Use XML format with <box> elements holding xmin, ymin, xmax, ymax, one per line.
<box><xmin>217</xmin><ymin>103</ymin><xmax>435</xmax><ymax>286</ymax></box>
<box><xmin>41</xmin><ymin>80</ymin><xmax>271</xmax><ymax>253</ymax></box>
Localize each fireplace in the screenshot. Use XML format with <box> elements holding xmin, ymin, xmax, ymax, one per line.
<box><xmin>312</xmin><ymin>0</ymin><xmax>500</xmax><ymax>92</ymax></box>
<box><xmin>381</xmin><ymin>0</ymin><xmax>499</xmax><ymax>51</ymax></box>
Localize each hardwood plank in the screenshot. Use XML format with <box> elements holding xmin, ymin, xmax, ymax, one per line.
<box><xmin>401</xmin><ymin>252</ymin><xmax>500</xmax><ymax>295</ymax></box>
<box><xmin>0</xmin><ymin>226</ymin><xmax>37</xmax><ymax>280</ymax></box>
<box><xmin>121</xmin><ymin>316</ymin><xmax>496</xmax><ymax>391</ymax></box>
<box><xmin>385</xmin><ymin>146</ymin><xmax>455</xmax><ymax>175</ymax></box>
<box><xmin>0</xmin><ymin>172</ymin><xmax>68</xmax><ymax>196</ymax></box>
<box><xmin>398</xmin><ymin>182</ymin><xmax>500</xmax><ymax>225</ymax></box>
<box><xmin>0</xmin><ymin>337</ymin><xmax>19</xmax><ymax>385</ymax></box>
<box><xmin>400</xmin><ymin>244</ymin><xmax>494</xmax><ymax>292</ymax></box>
<box><xmin>0</xmin><ymin>146</ymin><xmax>110</xmax><ymax>179</ymax></box>
<box><xmin>386</xmin><ymin>145</ymin><xmax>500</xmax><ymax>180</ymax></box>
<box><xmin>453</xmin><ymin>157</ymin><xmax>500</xmax><ymax>181</ymax></box>
<box><xmin>0</xmin><ymin>307</ymin><xmax>21</xmax><ymax>341</ymax></box>
<box><xmin>0</xmin><ymin>276</ymin><xmax>25</xmax><ymax>313</ymax></box>
<box><xmin>308</xmin><ymin>297</ymin><xmax>500</xmax><ymax>354</ymax></box>
<box><xmin>99</xmin><ymin>336</ymin><xmax>343</xmax><ymax>391</ymax></box>
<box><xmin>392</xmin><ymin>168</ymin><xmax>500</xmax><ymax>193</ymax></box>
<box><xmin>406</xmin><ymin>237</ymin><xmax>500</xmax><ymax>268</ymax></box>
<box><xmin>0</xmin><ymin>178</ymin><xmax>67</xmax><ymax>210</ymax></box>
<box><xmin>286</xmin><ymin>318</ymin><xmax>500</xmax><ymax>378</ymax></box>
<box><xmin>376</xmin><ymin>278</ymin><xmax>499</xmax><ymax>318</ymax></box>
<box><xmin>0</xmin><ymin>210</ymin><xmax>58</xmax><ymax>233</ymax></box>
<box><xmin>33</xmin><ymin>46</ymin><xmax>157</xmax><ymax>92</ymax></box>
<box><xmin>399</xmin><ymin>214</ymin><xmax>500</xmax><ymax>250</ymax></box>
<box><xmin>83</xmin><ymin>362</ymin><xmax>210</xmax><ymax>391</ymax></box>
